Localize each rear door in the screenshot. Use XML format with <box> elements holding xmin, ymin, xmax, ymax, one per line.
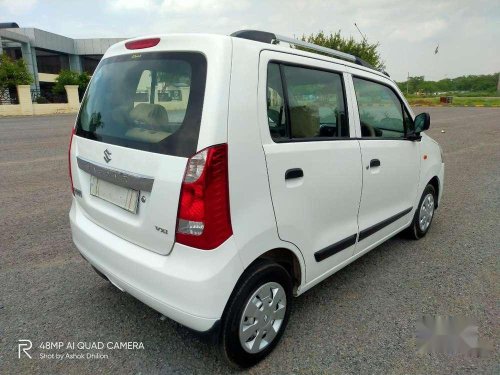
<box><xmin>347</xmin><ymin>74</ymin><xmax>420</xmax><ymax>253</ymax></box>
<box><xmin>71</xmin><ymin>50</ymin><xmax>209</xmax><ymax>255</ymax></box>
<box><xmin>260</xmin><ymin>51</ymin><xmax>363</xmax><ymax>283</ymax></box>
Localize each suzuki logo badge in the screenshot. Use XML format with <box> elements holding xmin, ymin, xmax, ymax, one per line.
<box><xmin>103</xmin><ymin>149</ymin><xmax>112</xmax><ymax>163</ymax></box>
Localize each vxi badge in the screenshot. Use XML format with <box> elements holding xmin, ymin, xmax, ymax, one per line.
<box><xmin>103</xmin><ymin>149</ymin><xmax>112</xmax><ymax>163</ymax></box>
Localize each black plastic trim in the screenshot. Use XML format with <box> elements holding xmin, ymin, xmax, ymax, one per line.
<box><xmin>354</xmin><ymin>57</ymin><xmax>375</xmax><ymax>69</ymax></box>
<box><xmin>278</xmin><ymin>63</ymin><xmax>292</xmax><ymax>139</ymax></box>
<box><xmin>285</xmin><ymin>168</ymin><xmax>303</xmax><ymax>180</ymax></box>
<box><xmin>314</xmin><ymin>234</ymin><xmax>357</xmax><ymax>262</ymax></box>
<box><xmin>231</xmin><ymin>30</ymin><xmax>276</xmax><ymax>44</ymax></box>
<box><xmin>359</xmin><ymin>207</ymin><xmax>412</xmax><ymax>241</ymax></box>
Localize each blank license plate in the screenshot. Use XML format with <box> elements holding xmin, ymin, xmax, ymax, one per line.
<box><xmin>90</xmin><ymin>176</ymin><xmax>139</xmax><ymax>214</ymax></box>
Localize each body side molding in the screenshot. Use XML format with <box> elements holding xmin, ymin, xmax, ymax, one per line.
<box><xmin>359</xmin><ymin>207</ymin><xmax>412</xmax><ymax>241</ymax></box>
<box><xmin>314</xmin><ymin>234</ymin><xmax>357</xmax><ymax>262</ymax></box>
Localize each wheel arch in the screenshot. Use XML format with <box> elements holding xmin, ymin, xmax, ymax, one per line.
<box><xmin>219</xmin><ymin>246</ymin><xmax>304</xmax><ymax>333</ymax></box>
<box><xmin>236</xmin><ymin>246</ymin><xmax>305</xmax><ymax>296</ymax></box>
<box><xmin>428</xmin><ymin>176</ymin><xmax>440</xmax><ymax>208</ymax></box>
<box><xmin>251</xmin><ymin>248</ymin><xmax>303</xmax><ymax>295</ymax></box>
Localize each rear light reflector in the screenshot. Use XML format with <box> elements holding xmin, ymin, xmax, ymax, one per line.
<box><xmin>175</xmin><ymin>144</ymin><xmax>232</xmax><ymax>250</ymax></box>
<box><xmin>68</xmin><ymin>127</ymin><xmax>75</xmax><ymax>195</ymax></box>
<box><xmin>125</xmin><ymin>38</ymin><xmax>160</xmax><ymax>50</ymax></box>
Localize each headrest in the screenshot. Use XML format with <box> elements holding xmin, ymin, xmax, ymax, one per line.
<box><xmin>130</xmin><ymin>103</ymin><xmax>169</xmax><ymax>129</ymax></box>
<box><xmin>290</xmin><ymin>106</ymin><xmax>319</xmax><ymax>138</ymax></box>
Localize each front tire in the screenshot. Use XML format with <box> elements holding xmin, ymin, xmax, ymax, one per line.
<box><xmin>405</xmin><ymin>184</ymin><xmax>436</xmax><ymax>240</ymax></box>
<box><xmin>220</xmin><ymin>260</ymin><xmax>292</xmax><ymax>368</ymax></box>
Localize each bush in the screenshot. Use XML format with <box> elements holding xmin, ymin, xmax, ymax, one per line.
<box><xmin>53</xmin><ymin>70</ymin><xmax>91</xmax><ymax>95</ymax></box>
<box><xmin>78</xmin><ymin>72</ymin><xmax>90</xmax><ymax>93</ymax></box>
<box><xmin>36</xmin><ymin>96</ymin><xmax>49</xmax><ymax>104</ymax></box>
<box><xmin>0</xmin><ymin>53</ymin><xmax>33</xmax><ymax>92</ymax></box>
<box><xmin>53</xmin><ymin>70</ymin><xmax>80</xmax><ymax>94</ymax></box>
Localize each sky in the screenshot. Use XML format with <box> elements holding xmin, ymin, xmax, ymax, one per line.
<box><xmin>1</xmin><ymin>0</ymin><xmax>499</xmax><ymax>81</ymax></box>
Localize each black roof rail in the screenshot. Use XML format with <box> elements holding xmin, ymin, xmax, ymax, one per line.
<box><xmin>0</xmin><ymin>22</ymin><xmax>20</xmax><ymax>29</ymax></box>
<box><xmin>231</xmin><ymin>29</ymin><xmax>383</xmax><ymax>74</ymax></box>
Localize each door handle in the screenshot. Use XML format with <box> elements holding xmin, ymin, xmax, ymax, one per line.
<box><xmin>369</xmin><ymin>159</ymin><xmax>381</xmax><ymax>168</ymax></box>
<box><xmin>285</xmin><ymin>168</ymin><xmax>304</xmax><ymax>180</ymax></box>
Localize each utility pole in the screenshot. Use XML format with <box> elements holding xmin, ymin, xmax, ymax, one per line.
<box><xmin>407</xmin><ymin>72</ymin><xmax>409</xmax><ymax>95</ymax></box>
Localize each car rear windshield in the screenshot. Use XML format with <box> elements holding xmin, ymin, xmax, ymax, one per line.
<box><xmin>76</xmin><ymin>52</ymin><xmax>207</xmax><ymax>157</ymax></box>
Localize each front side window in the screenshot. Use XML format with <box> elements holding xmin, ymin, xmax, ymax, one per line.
<box><xmin>353</xmin><ymin>77</ymin><xmax>408</xmax><ymax>138</ymax></box>
<box><xmin>76</xmin><ymin>52</ymin><xmax>207</xmax><ymax>157</ymax></box>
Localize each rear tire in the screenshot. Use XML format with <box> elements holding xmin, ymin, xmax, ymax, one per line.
<box><xmin>405</xmin><ymin>184</ymin><xmax>436</xmax><ymax>240</ymax></box>
<box><xmin>220</xmin><ymin>260</ymin><xmax>292</xmax><ymax>368</ymax></box>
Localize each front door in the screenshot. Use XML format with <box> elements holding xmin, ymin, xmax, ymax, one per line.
<box><xmin>350</xmin><ymin>75</ymin><xmax>420</xmax><ymax>253</ymax></box>
<box><xmin>260</xmin><ymin>52</ymin><xmax>363</xmax><ymax>283</ymax></box>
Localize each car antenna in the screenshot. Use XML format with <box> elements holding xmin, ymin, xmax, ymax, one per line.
<box><xmin>354</xmin><ymin>22</ymin><xmax>367</xmax><ymax>43</ymax></box>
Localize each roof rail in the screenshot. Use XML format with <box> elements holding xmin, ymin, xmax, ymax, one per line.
<box><xmin>231</xmin><ymin>29</ymin><xmax>383</xmax><ymax>73</ymax></box>
<box><xmin>0</xmin><ymin>22</ymin><xmax>20</xmax><ymax>29</ymax></box>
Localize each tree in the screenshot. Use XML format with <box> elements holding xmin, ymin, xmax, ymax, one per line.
<box><xmin>0</xmin><ymin>53</ymin><xmax>33</xmax><ymax>92</ymax></box>
<box><xmin>301</xmin><ymin>31</ymin><xmax>385</xmax><ymax>70</ymax></box>
<box><xmin>397</xmin><ymin>73</ymin><xmax>499</xmax><ymax>95</ymax></box>
<box><xmin>53</xmin><ymin>70</ymin><xmax>91</xmax><ymax>96</ymax></box>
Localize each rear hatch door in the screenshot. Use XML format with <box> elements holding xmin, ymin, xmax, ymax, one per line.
<box><xmin>71</xmin><ymin>50</ymin><xmax>207</xmax><ymax>255</ymax></box>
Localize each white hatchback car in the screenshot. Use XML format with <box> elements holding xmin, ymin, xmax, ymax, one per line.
<box><xmin>69</xmin><ymin>30</ymin><xmax>444</xmax><ymax>367</ymax></box>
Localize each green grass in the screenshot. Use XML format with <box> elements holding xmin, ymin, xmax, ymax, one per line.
<box><xmin>407</xmin><ymin>96</ymin><xmax>500</xmax><ymax>107</ymax></box>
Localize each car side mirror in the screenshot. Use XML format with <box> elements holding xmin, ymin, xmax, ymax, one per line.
<box><xmin>414</xmin><ymin>112</ymin><xmax>430</xmax><ymax>133</ymax></box>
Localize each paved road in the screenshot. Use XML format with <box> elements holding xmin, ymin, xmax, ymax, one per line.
<box><xmin>1</xmin><ymin>108</ymin><xmax>499</xmax><ymax>374</ymax></box>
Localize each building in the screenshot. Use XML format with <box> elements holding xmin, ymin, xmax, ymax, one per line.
<box><xmin>0</xmin><ymin>22</ymin><xmax>125</xmax><ymax>96</ymax></box>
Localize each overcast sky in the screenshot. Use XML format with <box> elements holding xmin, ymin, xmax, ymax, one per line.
<box><xmin>1</xmin><ymin>0</ymin><xmax>499</xmax><ymax>81</ymax></box>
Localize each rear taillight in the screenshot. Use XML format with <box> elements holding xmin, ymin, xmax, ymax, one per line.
<box><xmin>175</xmin><ymin>144</ymin><xmax>232</xmax><ymax>250</ymax></box>
<box><xmin>68</xmin><ymin>127</ymin><xmax>75</xmax><ymax>195</ymax></box>
<box><xmin>125</xmin><ymin>38</ymin><xmax>160</xmax><ymax>50</ymax></box>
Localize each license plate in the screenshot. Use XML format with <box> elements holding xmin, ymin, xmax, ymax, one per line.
<box><xmin>90</xmin><ymin>176</ymin><xmax>139</xmax><ymax>214</ymax></box>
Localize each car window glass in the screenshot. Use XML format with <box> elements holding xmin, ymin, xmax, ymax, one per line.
<box><xmin>282</xmin><ymin>65</ymin><xmax>348</xmax><ymax>139</ymax></box>
<box><xmin>77</xmin><ymin>52</ymin><xmax>206</xmax><ymax>157</ymax></box>
<box><xmin>266</xmin><ymin>63</ymin><xmax>288</xmax><ymax>140</ymax></box>
<box><xmin>353</xmin><ymin>77</ymin><xmax>405</xmax><ymax>138</ymax></box>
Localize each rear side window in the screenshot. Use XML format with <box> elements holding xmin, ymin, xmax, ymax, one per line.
<box><xmin>76</xmin><ymin>52</ymin><xmax>207</xmax><ymax>157</ymax></box>
<box><xmin>266</xmin><ymin>62</ymin><xmax>349</xmax><ymax>141</ymax></box>
<box><xmin>353</xmin><ymin>77</ymin><xmax>409</xmax><ymax>138</ymax></box>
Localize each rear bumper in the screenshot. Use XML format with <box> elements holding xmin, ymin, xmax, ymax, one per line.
<box><xmin>69</xmin><ymin>200</ymin><xmax>244</xmax><ymax>332</ymax></box>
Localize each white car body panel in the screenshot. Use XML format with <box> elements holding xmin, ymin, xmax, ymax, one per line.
<box><xmin>226</xmin><ymin>40</ymin><xmax>308</xmax><ymax>286</ymax></box>
<box><xmin>69</xmin><ymin>33</ymin><xmax>444</xmax><ymax>332</ymax></box>
<box><xmin>70</xmin><ymin>200</ymin><xmax>244</xmax><ymax>332</ymax></box>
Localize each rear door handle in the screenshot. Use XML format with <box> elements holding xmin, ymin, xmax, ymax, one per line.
<box><xmin>369</xmin><ymin>159</ymin><xmax>381</xmax><ymax>168</ymax></box>
<box><xmin>285</xmin><ymin>168</ymin><xmax>304</xmax><ymax>180</ymax></box>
